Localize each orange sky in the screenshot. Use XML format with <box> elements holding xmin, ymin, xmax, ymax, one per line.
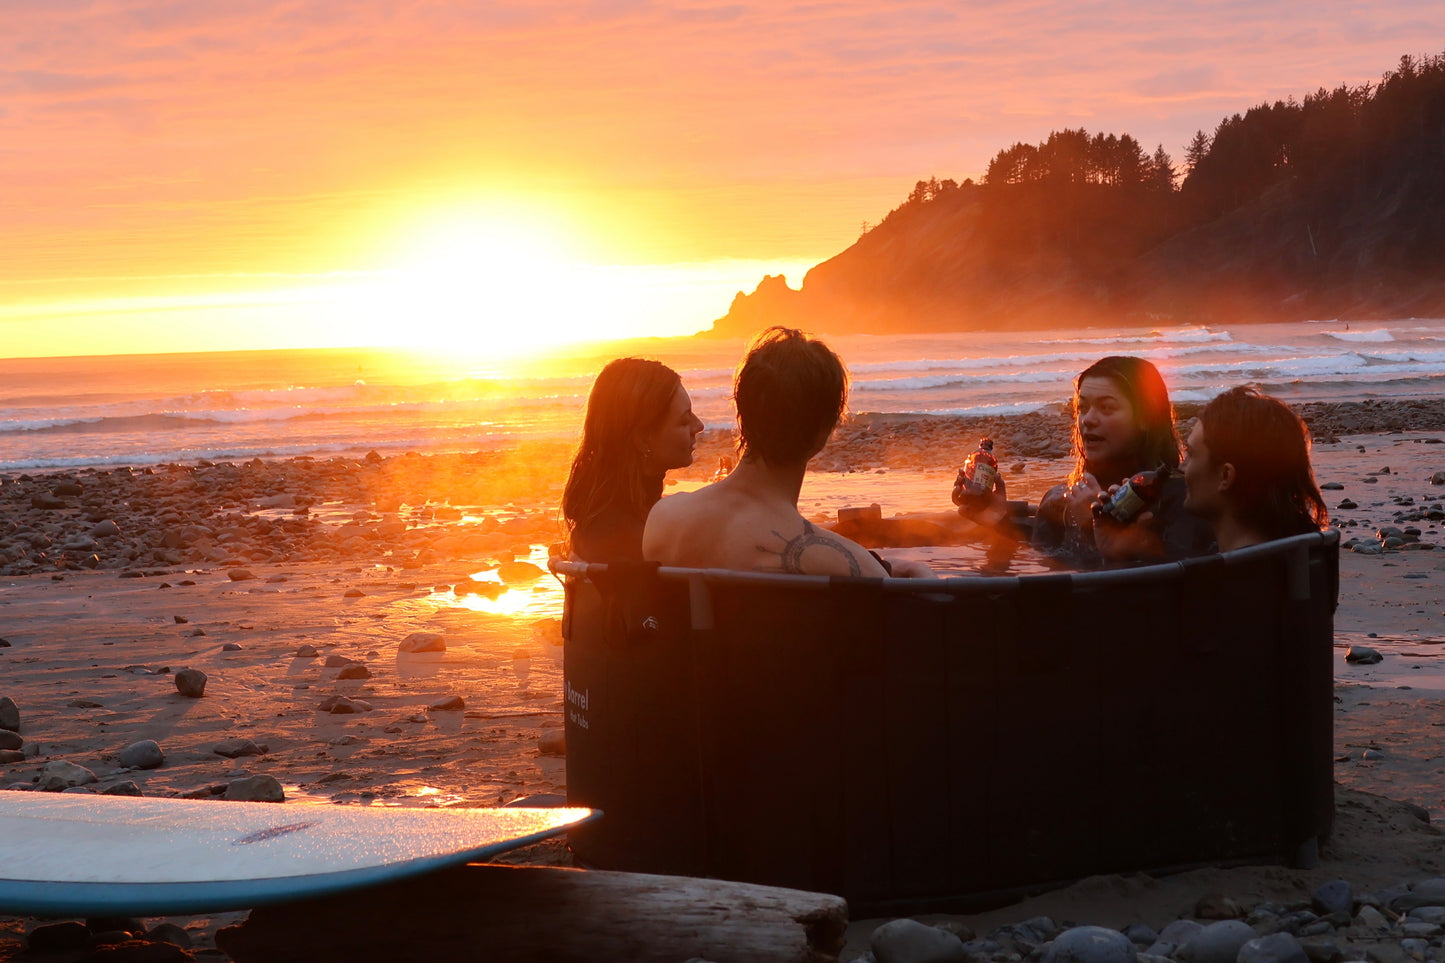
<box><xmin>2</xmin><ymin>2</ymin><xmax>1441</xmax><ymax>358</ymax></box>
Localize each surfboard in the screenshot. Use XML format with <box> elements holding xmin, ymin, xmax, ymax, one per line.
<box><xmin>0</xmin><ymin>792</ymin><xmax>596</xmax><ymax>916</ymax></box>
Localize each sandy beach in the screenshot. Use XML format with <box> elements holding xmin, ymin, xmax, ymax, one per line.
<box><xmin>3</xmin><ymin>400</ymin><xmax>1445</xmax><ymax>959</ymax></box>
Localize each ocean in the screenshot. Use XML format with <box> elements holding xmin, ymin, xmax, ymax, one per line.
<box><xmin>4</xmin><ymin>318</ymin><xmax>1445</xmax><ymax>473</ymax></box>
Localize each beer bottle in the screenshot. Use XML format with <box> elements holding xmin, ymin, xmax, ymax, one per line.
<box><xmin>1093</xmin><ymin>464</ymin><xmax>1172</xmax><ymax>524</ymax></box>
<box><xmin>960</xmin><ymin>438</ymin><xmax>999</xmax><ymax>495</ymax></box>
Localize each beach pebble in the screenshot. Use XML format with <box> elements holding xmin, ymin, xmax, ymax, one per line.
<box><xmin>1400</xmin><ymin>939</ymin><xmax>1429</xmax><ymax>961</ymax></box>
<box><xmin>228</xmin><ymin>568</ymin><xmax>255</xmax><ymax>581</ymax></box>
<box><xmin>1392</xmin><ymin>879</ymin><xmax>1445</xmax><ymax>912</ymax></box>
<box><xmin>223</xmin><ymin>774</ymin><xmax>284</xmax><ymax>802</ymax></box>
<box><xmin>118</xmin><ymin>739</ymin><xmax>165</xmax><ymax>770</ymax></box>
<box><xmin>295</xmin><ymin>644</ymin><xmax>319</xmax><ymax>658</ymax></box>
<box><xmin>1346</xmin><ymin>646</ymin><xmax>1384</xmax><ymax>665</ymax></box>
<box><xmin>1339</xmin><ymin>500</ymin><xmax>1359</xmax><ymax>509</ymax></box>
<box><xmin>1298</xmin><ymin>940</ymin><xmax>1342</xmax><ymax>963</ymax></box>
<box><xmin>1312</xmin><ymin>880</ymin><xmax>1354</xmax><ymax>917</ymax></box>
<box><xmin>174</xmin><ymin>668</ymin><xmax>207</xmax><ymax>697</ymax></box>
<box><xmin>0</xmin><ymin>696</ymin><xmax>19</xmax><ymax>731</ymax></box>
<box><xmin>147</xmin><ymin>923</ymin><xmax>193</xmax><ymax>950</ymax></box>
<box><xmin>1432</xmin><ymin>472</ymin><xmax>1445</xmax><ymax>485</ymax></box>
<box><xmin>1196</xmin><ymin>893</ymin><xmax>1246</xmax><ymax>919</ymax></box>
<box><xmin>1321</xmin><ymin>482</ymin><xmax>1345</xmax><ymax>490</ymax></box>
<box><xmin>318</xmin><ymin>695</ymin><xmax>372</xmax><ymax>713</ymax></box>
<box><xmin>496</xmin><ymin>560</ymin><xmax>545</xmax><ymax>583</ymax></box>
<box><xmin>323</xmin><ymin>654</ymin><xmax>353</xmax><ymax>668</ymax></box>
<box><xmin>90</xmin><ymin>519</ymin><xmax>121</xmax><ymax>538</ymax></box>
<box><xmin>428</xmin><ymin>696</ymin><xmax>465</xmax><ymax>712</ymax></box>
<box><xmin>343</xmin><ymin>588</ymin><xmax>366</xmax><ymax>598</ymax></box>
<box><xmin>26</xmin><ymin>921</ymin><xmax>90</xmax><ymax>953</ymax></box>
<box><xmin>400</xmin><ymin>631</ymin><xmax>447</xmax><ymax>653</ymax></box>
<box><xmin>213</xmin><ymin>738</ymin><xmax>265</xmax><ymax>758</ymax></box>
<box><xmin>1355</xmin><ymin>906</ymin><xmax>1391</xmax><ymax>930</ymax></box>
<box><xmin>871</xmin><ymin>918</ymin><xmax>967</xmax><ymax>963</ymax></box>
<box><xmin>1158</xmin><ymin>921</ymin><xmax>1205</xmax><ymax>947</ymax></box>
<box><xmin>1406</xmin><ymin>906</ymin><xmax>1445</xmax><ymax>923</ymax></box>
<box><xmin>1043</xmin><ymin>926</ymin><xmax>1137</xmax><ymax>963</ymax></box>
<box><xmin>0</xmin><ymin>730</ymin><xmax>21</xmax><ymax>750</ymax></box>
<box><xmin>1239</xmin><ymin>933</ymin><xmax>1309</xmax><ymax>963</ymax></box>
<box><xmin>1121</xmin><ymin>919</ymin><xmax>1156</xmax><ymax>942</ymax></box>
<box><xmin>38</xmin><ymin>760</ymin><xmax>98</xmax><ymax>791</ymax></box>
<box><xmin>0</xmin><ymin>749</ymin><xmax>25</xmax><ymax>763</ymax></box>
<box><xmin>221</xmin><ymin>641</ymin><xmax>241</xmax><ymax>650</ymax></box>
<box><xmin>336</xmin><ymin>663</ymin><xmax>371</xmax><ymax>680</ymax></box>
<box><xmin>103</xmin><ymin>781</ymin><xmax>143</xmax><ymax>796</ymax></box>
<box><xmin>538</xmin><ymin>730</ymin><xmax>566</xmax><ymax>755</ymax></box>
<box><xmin>1179</xmin><ymin>920</ymin><xmax>1256</xmax><ymax>963</ymax></box>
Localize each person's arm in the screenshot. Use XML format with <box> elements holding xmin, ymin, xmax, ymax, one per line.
<box><xmin>1032</xmin><ymin>484</ymin><xmax>1067</xmax><ymax>547</ymax></box>
<box><xmin>1092</xmin><ymin>510</ymin><xmax>1168</xmax><ymax>563</ymax></box>
<box><xmin>954</xmin><ymin>472</ymin><xmax>1009</xmax><ymax>526</ymax></box>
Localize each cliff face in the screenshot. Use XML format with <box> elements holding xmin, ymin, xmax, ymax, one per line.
<box><xmin>711</xmin><ymin>54</ymin><xmax>1445</xmax><ymax>337</ymax></box>
<box><xmin>711</xmin><ymin>168</ymin><xmax>1445</xmax><ymax>337</ymax></box>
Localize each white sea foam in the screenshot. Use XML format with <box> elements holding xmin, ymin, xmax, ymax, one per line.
<box><xmin>1328</xmin><ymin>329</ymin><xmax>1396</xmax><ymax>343</ymax></box>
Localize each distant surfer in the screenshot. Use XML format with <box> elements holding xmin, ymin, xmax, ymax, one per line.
<box><xmin>562</xmin><ymin>359</ymin><xmax>703</xmax><ymax>564</ymax></box>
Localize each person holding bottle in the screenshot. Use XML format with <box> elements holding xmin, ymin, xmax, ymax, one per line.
<box><xmin>951</xmin><ymin>436</ymin><xmax>1010</xmax><ymax>525</ymax></box>
<box><xmin>1033</xmin><ymin>356</ymin><xmax>1213</xmax><ymax>564</ymax></box>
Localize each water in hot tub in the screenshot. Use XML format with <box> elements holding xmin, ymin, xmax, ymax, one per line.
<box><xmin>671</xmin><ymin>461</ymin><xmax>1074</xmax><ymax>577</ymax></box>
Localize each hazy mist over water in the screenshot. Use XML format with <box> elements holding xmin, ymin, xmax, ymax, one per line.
<box><xmin>4</xmin><ymin>319</ymin><xmax>1445</xmax><ymax>471</ymax></box>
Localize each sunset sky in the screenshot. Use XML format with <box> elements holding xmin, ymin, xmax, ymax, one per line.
<box><xmin>3</xmin><ymin>1</ymin><xmax>1441</xmax><ymax>359</ymax></box>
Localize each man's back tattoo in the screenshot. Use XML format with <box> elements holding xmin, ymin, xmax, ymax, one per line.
<box><xmin>759</xmin><ymin>520</ymin><xmax>861</xmax><ymax>575</ymax></box>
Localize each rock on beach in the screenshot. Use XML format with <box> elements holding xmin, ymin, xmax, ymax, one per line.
<box><xmin>174</xmin><ymin>668</ymin><xmax>207</xmax><ymax>697</ymax></box>
<box><xmin>118</xmin><ymin>739</ymin><xmax>165</xmax><ymax>770</ymax></box>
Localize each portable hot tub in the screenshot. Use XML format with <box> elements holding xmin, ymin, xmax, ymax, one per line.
<box><xmin>551</xmin><ymin>530</ymin><xmax>1338</xmax><ymax>913</ymax></box>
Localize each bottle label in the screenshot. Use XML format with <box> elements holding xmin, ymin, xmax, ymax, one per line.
<box><xmin>969</xmin><ymin>462</ymin><xmax>998</xmax><ymax>493</ymax></box>
<box><xmin>1104</xmin><ymin>483</ymin><xmax>1147</xmax><ymax>522</ymax></box>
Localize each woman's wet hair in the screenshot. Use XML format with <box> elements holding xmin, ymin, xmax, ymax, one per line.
<box><xmin>562</xmin><ymin>357</ymin><xmax>682</xmax><ymax>537</ymax></box>
<box><xmin>1198</xmin><ymin>385</ymin><xmax>1328</xmax><ymax>537</ymax></box>
<box><xmin>1068</xmin><ymin>355</ymin><xmax>1180</xmax><ymax>485</ymax></box>
<box><xmin>734</xmin><ymin>327</ymin><xmax>848</xmax><ymax>466</ymax></box>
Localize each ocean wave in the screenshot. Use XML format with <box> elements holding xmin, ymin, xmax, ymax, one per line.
<box><xmin>1035</xmin><ymin>327</ymin><xmax>1232</xmax><ymax>346</ymax></box>
<box><xmin>1327</xmin><ymin>329</ymin><xmax>1395</xmax><ymax>343</ymax></box>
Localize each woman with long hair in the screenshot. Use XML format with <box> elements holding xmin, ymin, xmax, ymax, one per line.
<box><xmin>1182</xmin><ymin>386</ymin><xmax>1328</xmax><ymax>549</ymax></box>
<box><xmin>562</xmin><ymin>358</ymin><xmax>704</xmax><ymax>563</ymax></box>
<box><xmin>1034</xmin><ymin>356</ymin><xmax>1213</xmax><ymax>563</ymax></box>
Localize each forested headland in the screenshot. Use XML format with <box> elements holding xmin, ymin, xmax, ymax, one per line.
<box><xmin>712</xmin><ymin>52</ymin><xmax>1445</xmax><ymax>335</ymax></box>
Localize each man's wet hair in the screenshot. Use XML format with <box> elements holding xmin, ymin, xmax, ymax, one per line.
<box><xmin>1198</xmin><ymin>385</ymin><xmax>1328</xmax><ymax>538</ymax></box>
<box><xmin>734</xmin><ymin>327</ymin><xmax>848</xmax><ymax>467</ymax></box>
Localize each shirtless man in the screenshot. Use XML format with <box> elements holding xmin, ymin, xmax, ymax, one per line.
<box><xmin>644</xmin><ymin>327</ymin><xmax>929</xmax><ymax>578</ymax></box>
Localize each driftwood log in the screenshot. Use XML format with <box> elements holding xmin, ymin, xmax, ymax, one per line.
<box><xmin>215</xmin><ymin>864</ymin><xmax>849</xmax><ymax>963</ymax></box>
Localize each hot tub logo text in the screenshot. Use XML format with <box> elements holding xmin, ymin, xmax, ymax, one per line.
<box><xmin>566</xmin><ymin>679</ymin><xmax>590</xmax><ymax>730</ymax></box>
